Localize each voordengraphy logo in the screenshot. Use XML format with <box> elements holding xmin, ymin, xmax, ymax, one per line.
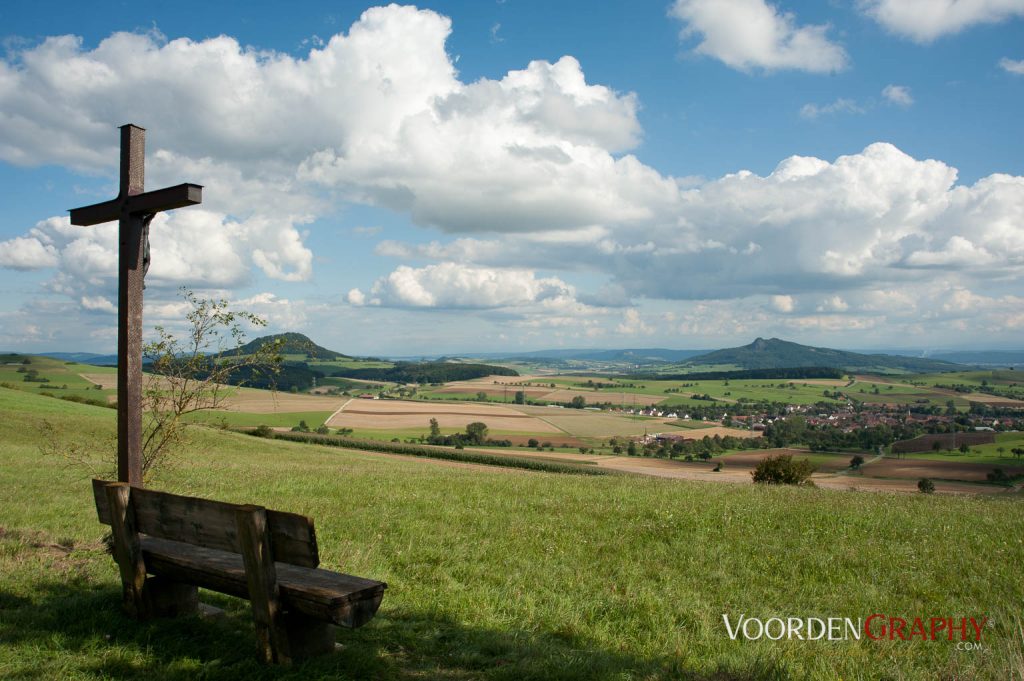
<box><xmin>723</xmin><ymin>614</ymin><xmax>988</xmax><ymax>643</ymax></box>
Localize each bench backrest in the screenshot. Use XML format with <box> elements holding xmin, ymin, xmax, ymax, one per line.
<box><xmin>92</xmin><ymin>479</ymin><xmax>319</xmax><ymax>568</ymax></box>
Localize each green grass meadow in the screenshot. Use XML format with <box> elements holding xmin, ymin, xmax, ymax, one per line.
<box><xmin>1</xmin><ymin>386</ymin><xmax>1023</xmax><ymax>679</ymax></box>
<box><xmin>182</xmin><ymin>410</ymin><xmax>336</xmax><ymax>428</ymax></box>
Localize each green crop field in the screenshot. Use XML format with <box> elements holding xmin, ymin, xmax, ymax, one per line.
<box><xmin>903</xmin><ymin>432</ymin><xmax>1024</xmax><ymax>466</ymax></box>
<box><xmin>578</xmin><ymin>377</ymin><xmax>850</xmax><ymax>407</ymax></box>
<box><xmin>544</xmin><ymin>374</ymin><xmax>1013</xmax><ymax>410</ymax></box>
<box><xmin>1</xmin><ymin>386</ymin><xmax>1023</xmax><ymax>679</ymax></box>
<box><xmin>916</xmin><ymin>370</ymin><xmax>1024</xmax><ymax>388</ymax></box>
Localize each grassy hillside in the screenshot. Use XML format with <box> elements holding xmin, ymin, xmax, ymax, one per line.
<box><xmin>1</xmin><ymin>386</ymin><xmax>1022</xmax><ymax>679</ymax></box>
<box><xmin>0</xmin><ymin>354</ymin><xmax>116</xmax><ymax>403</ymax></box>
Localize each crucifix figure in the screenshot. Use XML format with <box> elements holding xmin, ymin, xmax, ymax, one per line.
<box><xmin>70</xmin><ymin>125</ymin><xmax>202</xmax><ymax>486</ymax></box>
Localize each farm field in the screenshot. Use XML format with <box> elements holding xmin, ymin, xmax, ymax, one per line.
<box><xmin>421</xmin><ymin>379</ymin><xmax>668</xmax><ymax>406</ymax></box>
<box><xmin>902</xmin><ymin>432</ymin><xmax>1024</xmax><ymax>465</ymax></box>
<box><xmin>2</xmin><ymin>386</ymin><xmax>1023</xmax><ymax>679</ymax></box>
<box><xmin>465</xmin><ymin>371</ymin><xmax>1024</xmax><ymax>410</ymax></box>
<box><xmin>217</xmin><ymin>387</ymin><xmax>343</xmax><ymax>413</ymax></box>
<box><xmin>707</xmin><ymin>449</ymin><xmax>1020</xmax><ymax>495</ymax></box>
<box><xmin>433</xmin><ymin>374</ymin><xmax>852</xmax><ymax>407</ymax></box>
<box><xmin>914</xmin><ymin>370</ymin><xmax>1024</xmax><ymax>399</ymax></box>
<box><xmin>477</xmin><ymin>446</ymin><xmax>1019</xmax><ymax>495</ymax></box>
<box><xmin>510</xmin><ymin>404</ymin><xmax>677</xmax><ymax>438</ymax></box>
<box><xmin>853</xmin><ymin>373</ymin><xmax>1024</xmax><ymax>408</ymax></box>
<box><xmin>660</xmin><ymin>424</ymin><xmax>761</xmax><ymax>439</ymax></box>
<box><xmin>327</xmin><ymin>398</ymin><xmax>564</xmax><ymax>433</ymax></box>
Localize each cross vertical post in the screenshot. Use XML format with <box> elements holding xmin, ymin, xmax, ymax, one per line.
<box><xmin>70</xmin><ymin>124</ymin><xmax>203</xmax><ymax>487</ymax></box>
<box><xmin>119</xmin><ymin>125</ymin><xmax>147</xmax><ymax>486</ymax></box>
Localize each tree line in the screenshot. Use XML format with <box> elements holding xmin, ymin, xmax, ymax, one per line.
<box><xmin>627</xmin><ymin>367</ymin><xmax>845</xmax><ymax>381</ymax></box>
<box><xmin>330</xmin><ymin>362</ymin><xmax>517</xmax><ymax>384</ymax></box>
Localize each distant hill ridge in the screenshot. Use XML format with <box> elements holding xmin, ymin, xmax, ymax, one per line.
<box><xmin>686</xmin><ymin>338</ymin><xmax>963</xmax><ymax>373</ymax></box>
<box><xmin>229</xmin><ymin>332</ymin><xmax>350</xmax><ymax>360</ymax></box>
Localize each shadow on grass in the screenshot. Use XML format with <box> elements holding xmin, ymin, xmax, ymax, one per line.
<box><xmin>0</xmin><ymin>577</ymin><xmax>786</xmax><ymax>681</ymax></box>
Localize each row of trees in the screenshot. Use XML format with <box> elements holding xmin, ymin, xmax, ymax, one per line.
<box><xmin>425</xmin><ymin>419</ymin><xmax>511</xmax><ymax>448</ymax></box>
<box><xmin>606</xmin><ymin>433</ymin><xmax>771</xmax><ymax>460</ymax></box>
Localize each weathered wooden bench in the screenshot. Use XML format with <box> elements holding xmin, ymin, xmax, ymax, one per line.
<box><xmin>92</xmin><ymin>479</ymin><xmax>386</xmax><ymax>664</ymax></box>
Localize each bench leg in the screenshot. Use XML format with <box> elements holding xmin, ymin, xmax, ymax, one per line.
<box><xmin>142</xmin><ymin>576</ymin><xmax>198</xmax><ymax>618</ymax></box>
<box><xmin>236</xmin><ymin>505</ymin><xmax>291</xmax><ymax>664</ymax></box>
<box><xmin>282</xmin><ymin>613</ymin><xmax>338</xmax><ymax>660</ymax></box>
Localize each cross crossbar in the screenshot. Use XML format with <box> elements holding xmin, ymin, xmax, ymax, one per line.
<box><xmin>70</xmin><ymin>183</ymin><xmax>202</xmax><ymax>226</ymax></box>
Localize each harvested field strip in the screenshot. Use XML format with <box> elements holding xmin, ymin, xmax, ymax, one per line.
<box><xmin>183</xmin><ymin>410</ymin><xmax>334</xmax><ymax>428</ymax></box>
<box><xmin>329</xmin><ymin>399</ymin><xmax>564</xmax><ymax>432</ymax></box>
<box><xmin>342</xmin><ymin>408</ymin><xmax>537</xmax><ymax>418</ymax></box>
<box><xmin>244</xmin><ymin>429</ymin><xmax>611</xmax><ymax>475</ymax></box>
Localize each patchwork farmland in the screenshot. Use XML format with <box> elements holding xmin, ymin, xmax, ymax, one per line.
<box><xmin>4</xmin><ymin>353</ymin><xmax>1023</xmax><ymax>496</ymax></box>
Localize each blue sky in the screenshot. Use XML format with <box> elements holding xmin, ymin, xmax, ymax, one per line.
<box><xmin>1</xmin><ymin>0</ymin><xmax>1022</xmax><ymax>355</ymax></box>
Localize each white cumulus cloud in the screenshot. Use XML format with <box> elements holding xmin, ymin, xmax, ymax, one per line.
<box><xmin>616</xmin><ymin>308</ymin><xmax>654</xmax><ymax>335</ymax></box>
<box><xmin>882</xmin><ymin>84</ymin><xmax>914</xmax><ymax>106</ymax></box>
<box><xmin>670</xmin><ymin>0</ymin><xmax>849</xmax><ymax>73</ymax></box>
<box><xmin>0</xmin><ymin>235</ymin><xmax>59</xmax><ymax>270</ymax></box>
<box><xmin>859</xmin><ymin>0</ymin><xmax>1024</xmax><ymax>43</ymax></box>
<box><xmin>771</xmin><ymin>295</ymin><xmax>795</xmax><ymax>312</ymax></box>
<box><xmin>1000</xmin><ymin>57</ymin><xmax>1024</xmax><ymax>74</ymax></box>
<box><xmin>349</xmin><ymin>263</ymin><xmax>581</xmax><ymax>310</ymax></box>
<box><xmin>376</xmin><ymin>143</ymin><xmax>1024</xmax><ymax>304</ymax></box>
<box><xmin>800</xmin><ymin>98</ymin><xmax>864</xmax><ymax>119</ymax></box>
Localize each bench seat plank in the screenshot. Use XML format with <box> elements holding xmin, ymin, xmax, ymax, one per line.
<box><xmin>141</xmin><ymin>537</ymin><xmax>385</xmax><ymax>628</ymax></box>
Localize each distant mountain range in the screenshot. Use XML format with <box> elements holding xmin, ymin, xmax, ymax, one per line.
<box><xmin>682</xmin><ymin>338</ymin><xmax>964</xmax><ymax>373</ymax></box>
<box><xmin>40</xmin><ymin>351</ymin><xmax>119</xmax><ymax>365</ymax></box>
<box><xmin>27</xmin><ymin>335</ymin><xmax>1024</xmax><ymax>373</ymax></box>
<box><xmin>457</xmin><ymin>348</ymin><xmax>709</xmax><ymax>364</ymax></box>
<box><xmin>927</xmin><ymin>350</ymin><xmax>1024</xmax><ymax>367</ymax></box>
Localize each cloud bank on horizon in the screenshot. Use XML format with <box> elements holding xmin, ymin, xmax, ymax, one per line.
<box><xmin>0</xmin><ymin>2</ymin><xmax>1022</xmax><ymax>352</ymax></box>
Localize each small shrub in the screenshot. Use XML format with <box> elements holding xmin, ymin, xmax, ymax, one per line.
<box><xmin>751</xmin><ymin>454</ymin><xmax>816</xmax><ymax>486</ymax></box>
<box><xmin>986</xmin><ymin>468</ymin><xmax>1011</xmax><ymax>485</ymax></box>
<box><xmin>253</xmin><ymin>425</ymin><xmax>273</xmax><ymax>438</ymax></box>
<box><xmin>315</xmin><ymin>425</ymin><xmax>330</xmax><ymax>435</ymax></box>
<box><xmin>918</xmin><ymin>478</ymin><xmax>935</xmax><ymax>494</ymax></box>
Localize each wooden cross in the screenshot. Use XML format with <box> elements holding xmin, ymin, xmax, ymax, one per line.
<box><xmin>70</xmin><ymin>124</ymin><xmax>202</xmax><ymax>486</ymax></box>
